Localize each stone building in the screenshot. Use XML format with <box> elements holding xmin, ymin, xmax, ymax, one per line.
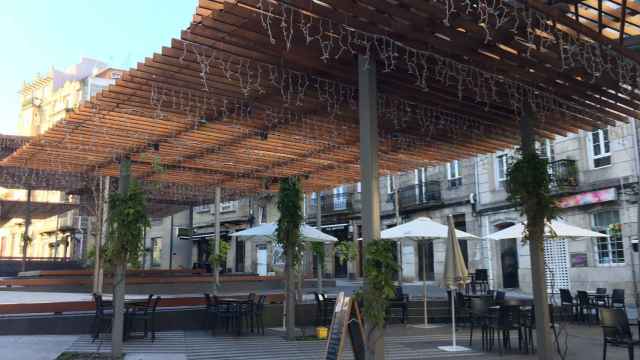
<box><xmin>0</xmin><ymin>58</ymin><xmax>123</xmax><ymax>260</ymax></box>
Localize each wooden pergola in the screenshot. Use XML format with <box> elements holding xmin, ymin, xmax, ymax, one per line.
<box><xmin>2</xmin><ymin>0</ymin><xmax>638</xmax><ymax>358</ymax></box>
<box><xmin>3</xmin><ymin>0</ymin><xmax>637</xmax><ymax>196</ymax></box>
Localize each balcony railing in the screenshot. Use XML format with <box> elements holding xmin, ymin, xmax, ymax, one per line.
<box><xmin>309</xmin><ymin>192</ymin><xmax>358</xmax><ymax>216</ymax></box>
<box><xmin>396</xmin><ymin>182</ymin><xmax>442</xmax><ymax>210</ymax></box>
<box><xmin>549</xmin><ymin>159</ymin><xmax>578</xmax><ymax>192</ymax></box>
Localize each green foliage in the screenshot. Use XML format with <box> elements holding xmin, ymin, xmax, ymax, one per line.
<box><xmin>506</xmin><ymin>152</ymin><xmax>557</xmax><ymax>240</ymax></box>
<box><xmin>275</xmin><ymin>177</ymin><xmax>304</xmax><ymax>266</ymax></box>
<box><xmin>311</xmin><ymin>242</ymin><xmax>325</xmax><ymax>265</ymax></box>
<box><xmin>335</xmin><ymin>240</ymin><xmax>357</xmax><ymax>264</ymax></box>
<box><xmin>358</xmin><ymin>239</ymin><xmax>399</xmax><ymax>328</ymax></box>
<box><xmin>103</xmin><ymin>179</ymin><xmax>150</xmax><ymax>268</ymax></box>
<box><xmin>209</xmin><ymin>239</ymin><xmax>230</xmax><ymax>267</ymax></box>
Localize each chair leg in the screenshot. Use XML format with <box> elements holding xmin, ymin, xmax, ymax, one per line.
<box><xmin>469</xmin><ymin>323</ymin><xmax>474</xmax><ymax>347</ymax></box>
<box><xmin>629</xmin><ymin>344</ymin><xmax>634</xmax><ymax>360</ymax></box>
<box><xmin>603</xmin><ymin>341</ymin><xmax>607</xmax><ymax>360</ymax></box>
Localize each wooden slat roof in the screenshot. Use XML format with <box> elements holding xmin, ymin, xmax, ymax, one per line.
<box><xmin>2</xmin><ymin>0</ymin><xmax>639</xmax><ymax>195</ymax></box>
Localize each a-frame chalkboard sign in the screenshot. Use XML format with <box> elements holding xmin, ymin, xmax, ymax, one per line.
<box><xmin>323</xmin><ymin>292</ymin><xmax>366</xmax><ymax>360</ymax></box>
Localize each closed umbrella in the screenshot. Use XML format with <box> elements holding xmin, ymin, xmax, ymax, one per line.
<box><xmin>486</xmin><ymin>219</ymin><xmax>608</xmax><ymax>240</ymax></box>
<box><xmin>381</xmin><ymin>217</ymin><xmax>477</xmax><ymax>329</ymax></box>
<box><xmin>438</xmin><ymin>215</ymin><xmax>471</xmax><ymax>352</ymax></box>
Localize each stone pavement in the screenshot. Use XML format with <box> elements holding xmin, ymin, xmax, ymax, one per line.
<box><xmin>0</xmin><ymin>334</ymin><xmax>79</xmax><ymax>360</ymax></box>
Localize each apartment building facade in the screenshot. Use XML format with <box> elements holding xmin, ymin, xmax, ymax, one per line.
<box><xmin>0</xmin><ymin>58</ymin><xmax>122</xmax><ymax>260</ymax></box>
<box><xmin>146</xmin><ymin>120</ymin><xmax>640</xmax><ymax>300</ymax></box>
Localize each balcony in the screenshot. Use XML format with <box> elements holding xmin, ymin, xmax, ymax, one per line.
<box><xmin>308</xmin><ymin>192</ymin><xmax>358</xmax><ymax>218</ymax></box>
<box><xmin>396</xmin><ymin>182</ymin><xmax>442</xmax><ymax>210</ymax></box>
<box><xmin>549</xmin><ymin>159</ymin><xmax>578</xmax><ymax>193</ymax></box>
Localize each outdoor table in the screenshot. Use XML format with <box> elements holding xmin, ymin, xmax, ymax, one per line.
<box><xmin>217</xmin><ymin>297</ymin><xmax>255</xmax><ymax>335</ymax></box>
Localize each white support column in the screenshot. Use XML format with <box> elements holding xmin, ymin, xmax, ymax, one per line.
<box><xmin>358</xmin><ymin>54</ymin><xmax>383</xmax><ymax>360</ymax></box>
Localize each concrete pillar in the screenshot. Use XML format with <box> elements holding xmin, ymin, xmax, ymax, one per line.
<box><xmin>111</xmin><ymin>158</ymin><xmax>130</xmax><ymax>358</ymax></box>
<box><xmin>358</xmin><ymin>54</ymin><xmax>383</xmax><ymax>360</ymax></box>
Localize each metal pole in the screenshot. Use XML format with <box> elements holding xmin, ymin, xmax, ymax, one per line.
<box><xmin>358</xmin><ymin>54</ymin><xmax>383</xmax><ymax>360</ymax></box>
<box><xmin>214</xmin><ymin>187</ymin><xmax>221</xmax><ymax>295</ymax></box>
<box><xmin>21</xmin><ymin>188</ymin><xmax>32</xmax><ymax>272</ymax></box>
<box><xmin>97</xmin><ymin>176</ymin><xmax>110</xmax><ymax>294</ymax></box>
<box><xmin>316</xmin><ymin>192</ymin><xmax>323</xmax><ymax>294</ymax></box>
<box><xmin>169</xmin><ymin>214</ymin><xmax>175</xmax><ymax>270</ymax></box>
<box><xmin>423</xmin><ymin>241</ymin><xmax>429</xmax><ymax>327</ymax></box>
<box><xmin>111</xmin><ymin>159</ymin><xmax>130</xmax><ymax>359</ymax></box>
<box><xmin>394</xmin><ymin>185</ymin><xmax>403</xmax><ymax>286</ymax></box>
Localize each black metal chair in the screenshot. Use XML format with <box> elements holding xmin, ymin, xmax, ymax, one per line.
<box><xmin>577</xmin><ymin>290</ymin><xmax>596</xmax><ymax>324</ymax></box>
<box><xmin>254</xmin><ymin>295</ymin><xmax>266</xmax><ymax>335</ymax></box>
<box><xmin>91</xmin><ymin>293</ymin><xmax>113</xmax><ymax>342</ymax></box>
<box><xmin>600</xmin><ymin>308</ymin><xmax>640</xmax><ymax>360</ymax></box>
<box><xmin>521</xmin><ymin>304</ymin><xmax>558</xmax><ymax>354</ymax></box>
<box><xmin>488</xmin><ymin>305</ymin><xmax>523</xmax><ymax>355</ymax></box>
<box><xmin>126</xmin><ymin>295</ymin><xmax>161</xmax><ymax>341</ymax></box>
<box><xmin>468</xmin><ymin>297</ymin><xmax>491</xmax><ymax>350</ymax></box>
<box><xmin>388</xmin><ymin>286</ymin><xmax>409</xmax><ymax>324</ymax></box>
<box><xmin>313</xmin><ymin>292</ymin><xmax>335</xmax><ymax>326</ymax></box>
<box><xmin>559</xmin><ymin>289</ymin><xmax>577</xmax><ymax>321</ymax></box>
<box><xmin>495</xmin><ymin>291</ymin><xmax>506</xmax><ymax>305</ymax></box>
<box><xmin>205</xmin><ymin>294</ymin><xmax>237</xmax><ymax>334</ymax></box>
<box><xmin>475</xmin><ymin>269</ymin><xmax>489</xmax><ymax>294</ymax></box>
<box><xmin>611</xmin><ymin>289</ymin><xmax>626</xmax><ymax>311</ymax></box>
<box><xmin>594</xmin><ymin>288</ymin><xmax>609</xmax><ymax>308</ymax></box>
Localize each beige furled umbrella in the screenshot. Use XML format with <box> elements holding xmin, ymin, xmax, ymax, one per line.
<box><xmin>438</xmin><ymin>215</ymin><xmax>471</xmax><ymax>352</ymax></box>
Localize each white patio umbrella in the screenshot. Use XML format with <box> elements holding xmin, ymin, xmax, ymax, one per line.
<box><xmin>438</xmin><ymin>215</ymin><xmax>471</xmax><ymax>352</ymax></box>
<box><xmin>230</xmin><ymin>222</ymin><xmax>338</xmax><ymax>242</ymax></box>
<box><xmin>230</xmin><ymin>223</ymin><xmax>337</xmax><ymax>330</ymax></box>
<box><xmin>380</xmin><ymin>217</ymin><xmax>477</xmax><ymax>329</ymax></box>
<box><xmin>486</xmin><ymin>219</ymin><xmax>609</xmax><ymax>240</ymax></box>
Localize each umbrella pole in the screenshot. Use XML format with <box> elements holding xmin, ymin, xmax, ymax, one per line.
<box><xmin>423</xmin><ymin>242</ymin><xmax>428</xmax><ymax>327</ymax></box>
<box><xmin>451</xmin><ymin>292</ymin><xmax>456</xmax><ymax>349</ymax></box>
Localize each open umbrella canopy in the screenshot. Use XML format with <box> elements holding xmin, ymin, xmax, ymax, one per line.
<box><xmin>381</xmin><ymin>217</ymin><xmax>478</xmax><ymax>240</ymax></box>
<box><xmin>486</xmin><ymin>219</ymin><xmax>608</xmax><ymax>240</ymax></box>
<box><xmin>229</xmin><ymin>223</ymin><xmax>337</xmax><ymax>243</ymax></box>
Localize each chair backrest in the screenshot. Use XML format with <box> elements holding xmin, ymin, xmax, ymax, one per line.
<box><xmin>498</xmin><ymin>305</ymin><xmax>521</xmax><ymax>328</ymax></box>
<box><xmin>248</xmin><ymin>293</ymin><xmax>256</xmax><ymax>302</ymax></box>
<box><xmin>576</xmin><ymin>291</ymin><xmax>589</xmax><ymax>305</ymax></box>
<box><xmin>475</xmin><ymin>269</ymin><xmax>488</xmax><ymax>282</ymax></box>
<box><xmin>596</xmin><ymin>288</ymin><xmax>607</xmax><ymax>295</ymax></box>
<box><xmin>612</xmin><ymin>289</ymin><xmax>625</xmax><ymax>305</ymax></box>
<box><xmin>559</xmin><ymin>289</ymin><xmax>573</xmax><ymax>304</ymax></box>
<box><xmin>470</xmin><ymin>297</ymin><xmax>490</xmax><ymax>316</ymax></box>
<box><xmin>93</xmin><ymin>293</ymin><xmax>104</xmax><ymax>314</ymax></box>
<box><xmin>495</xmin><ymin>291</ymin><xmax>506</xmax><ymax>303</ymax></box>
<box><xmin>204</xmin><ymin>293</ymin><xmax>213</xmax><ymax>309</ymax></box>
<box><xmin>151</xmin><ymin>296</ymin><xmax>162</xmax><ymax>313</ymax></box>
<box><xmin>394</xmin><ymin>286</ymin><xmax>404</xmax><ymax>300</ymax></box>
<box><xmin>600</xmin><ymin>308</ymin><xmax>632</xmax><ymax>340</ymax></box>
<box><xmin>256</xmin><ymin>295</ymin><xmax>266</xmax><ymax>313</ymax></box>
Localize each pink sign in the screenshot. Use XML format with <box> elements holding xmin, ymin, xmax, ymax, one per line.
<box><xmin>557</xmin><ymin>188</ymin><xmax>617</xmax><ymax>208</ymax></box>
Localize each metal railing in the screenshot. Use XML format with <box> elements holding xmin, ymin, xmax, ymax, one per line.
<box><xmin>396</xmin><ymin>182</ymin><xmax>442</xmax><ymax>210</ymax></box>
<box><xmin>309</xmin><ymin>192</ymin><xmax>358</xmax><ymax>215</ymax></box>
<box><xmin>549</xmin><ymin>159</ymin><xmax>578</xmax><ymax>191</ymax></box>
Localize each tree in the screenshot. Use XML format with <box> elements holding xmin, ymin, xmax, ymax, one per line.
<box><xmin>275</xmin><ymin>177</ymin><xmax>304</xmax><ymax>340</ymax></box>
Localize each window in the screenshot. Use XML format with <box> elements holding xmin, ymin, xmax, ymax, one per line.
<box><xmin>356</xmin><ymin>182</ymin><xmax>361</xmax><ymax>193</ymax></box>
<box><xmin>151</xmin><ymin>237</ymin><xmax>162</xmax><ymax>267</ymax></box>
<box><xmin>593</xmin><ymin>210</ymin><xmax>624</xmax><ymax>265</ymax></box>
<box><xmin>590</xmin><ymin>129</ymin><xmax>611</xmax><ymax>168</ymax></box>
<box><xmin>386</xmin><ymin>176</ymin><xmax>396</xmax><ymax>194</ymax></box>
<box><xmin>496</xmin><ymin>154</ymin><xmax>509</xmax><ymax>183</ymax></box>
<box><xmin>333</xmin><ymin>186</ymin><xmax>347</xmax><ymax>210</ymax></box>
<box><xmin>194</xmin><ymin>204</ymin><xmax>210</xmax><ymax>213</ymax></box>
<box><xmin>220</xmin><ymin>201</ymin><xmax>238</xmax><ymax>213</ymax></box>
<box><xmin>447</xmin><ymin>161</ymin><xmax>462</xmax><ymax>188</ymax></box>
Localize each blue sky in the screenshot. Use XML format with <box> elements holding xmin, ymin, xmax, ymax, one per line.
<box><xmin>0</xmin><ymin>1</ymin><xmax>195</xmax><ymax>135</ymax></box>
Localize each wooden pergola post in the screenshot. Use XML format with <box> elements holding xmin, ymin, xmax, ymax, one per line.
<box><xmin>92</xmin><ymin>176</ymin><xmax>110</xmax><ymax>295</ymax></box>
<box><xmin>358</xmin><ymin>54</ymin><xmax>384</xmax><ymax>360</ymax></box>
<box><xmin>213</xmin><ymin>186</ymin><xmax>221</xmax><ymax>295</ymax></box>
<box><xmin>21</xmin><ymin>188</ymin><xmax>32</xmax><ymax>272</ymax></box>
<box><xmin>111</xmin><ymin>159</ymin><xmax>130</xmax><ymax>359</ymax></box>
<box><xmin>520</xmin><ymin>110</ymin><xmax>554</xmax><ymax>360</ymax></box>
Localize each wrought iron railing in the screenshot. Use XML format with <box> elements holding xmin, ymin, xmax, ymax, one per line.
<box><xmin>309</xmin><ymin>192</ymin><xmax>357</xmax><ymax>216</ymax></box>
<box><xmin>549</xmin><ymin>159</ymin><xmax>578</xmax><ymax>191</ymax></box>
<box><xmin>396</xmin><ymin>182</ymin><xmax>442</xmax><ymax>210</ymax></box>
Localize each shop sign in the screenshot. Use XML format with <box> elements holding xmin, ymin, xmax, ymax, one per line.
<box><xmin>557</xmin><ymin>188</ymin><xmax>616</xmax><ymax>208</ymax></box>
<box><xmin>570</xmin><ymin>253</ymin><xmax>588</xmax><ymax>268</ymax></box>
